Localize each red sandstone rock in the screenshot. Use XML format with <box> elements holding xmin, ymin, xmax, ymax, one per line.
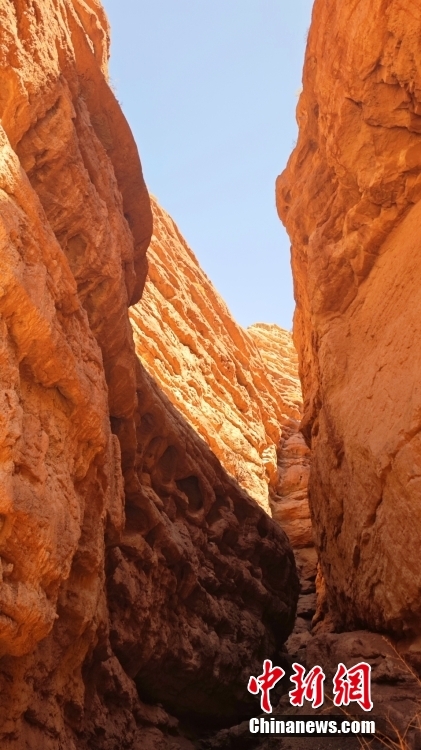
<box><xmin>0</xmin><ymin>0</ymin><xmax>129</xmax><ymax>661</ymax></box>
<box><xmin>131</xmin><ymin>199</ymin><xmax>304</xmax><ymax>515</ymax></box>
<box><xmin>0</xmin><ymin>2</ymin><xmax>299</xmax><ymax>747</ymax></box>
<box><xmin>277</xmin><ymin>0</ymin><xmax>421</xmax><ymax>637</ymax></box>
<box><xmin>247</xmin><ymin>324</ymin><xmax>312</xmax><ymax>549</ymax></box>
<box><xmin>109</xmin><ymin>363</ymin><xmax>298</xmax><ymax>727</ymax></box>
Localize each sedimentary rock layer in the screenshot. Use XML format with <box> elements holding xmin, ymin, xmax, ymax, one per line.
<box><xmin>131</xmin><ymin>199</ymin><xmax>303</xmax><ymax>513</ymax></box>
<box><xmin>247</xmin><ymin>324</ymin><xmax>312</xmax><ymax>549</ymax></box>
<box><xmin>0</xmin><ymin>2</ymin><xmax>299</xmax><ymax>747</ymax></box>
<box><xmin>277</xmin><ymin>0</ymin><xmax>421</xmax><ymax>637</ymax></box>
<box><xmin>0</xmin><ymin>0</ymin><xmax>144</xmax><ymax>663</ymax></box>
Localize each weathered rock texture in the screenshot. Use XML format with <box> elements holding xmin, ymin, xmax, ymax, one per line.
<box><xmin>131</xmin><ymin>199</ymin><xmax>304</xmax><ymax>516</ymax></box>
<box><xmin>0</xmin><ymin>2</ymin><xmax>299</xmax><ymax>747</ymax></box>
<box><xmin>247</xmin><ymin>325</ymin><xmax>312</xmax><ymax>549</ymax></box>
<box><xmin>277</xmin><ymin>0</ymin><xmax>421</xmax><ymax>638</ymax></box>
<box><xmin>109</xmin><ymin>364</ymin><xmax>298</xmax><ymax>731</ymax></box>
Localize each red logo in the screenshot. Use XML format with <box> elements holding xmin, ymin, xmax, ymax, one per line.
<box><xmin>247</xmin><ymin>659</ymin><xmax>286</xmax><ymax>714</ymax></box>
<box><xmin>289</xmin><ymin>663</ymin><xmax>326</xmax><ymax>709</ymax></box>
<box><xmin>333</xmin><ymin>662</ymin><xmax>373</xmax><ymax>712</ymax></box>
<box><xmin>247</xmin><ymin>660</ymin><xmax>373</xmax><ymax>714</ymax></box>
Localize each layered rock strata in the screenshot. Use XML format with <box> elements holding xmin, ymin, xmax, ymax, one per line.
<box><xmin>247</xmin><ymin>324</ymin><xmax>312</xmax><ymax>550</ymax></box>
<box><xmin>0</xmin><ymin>2</ymin><xmax>299</xmax><ymax>747</ymax></box>
<box><xmin>277</xmin><ymin>0</ymin><xmax>421</xmax><ymax>639</ymax></box>
<box><xmin>130</xmin><ymin>199</ymin><xmax>304</xmax><ymax>515</ymax></box>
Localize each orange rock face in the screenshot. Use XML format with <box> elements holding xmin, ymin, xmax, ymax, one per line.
<box><xmin>0</xmin><ymin>0</ymin><xmax>140</xmax><ymax>660</ymax></box>
<box><xmin>278</xmin><ymin>0</ymin><xmax>421</xmax><ymax>636</ymax></box>
<box><xmin>131</xmin><ymin>199</ymin><xmax>303</xmax><ymax>515</ymax></box>
<box><xmin>247</xmin><ymin>324</ymin><xmax>312</xmax><ymax>549</ymax></box>
<box><xmin>0</xmin><ymin>2</ymin><xmax>299</xmax><ymax>747</ymax></box>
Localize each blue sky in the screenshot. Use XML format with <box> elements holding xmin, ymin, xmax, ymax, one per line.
<box><xmin>102</xmin><ymin>1</ymin><xmax>313</xmax><ymax>329</ymax></box>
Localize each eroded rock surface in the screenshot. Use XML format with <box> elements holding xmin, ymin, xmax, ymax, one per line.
<box><xmin>131</xmin><ymin>199</ymin><xmax>304</xmax><ymax>515</ymax></box>
<box><xmin>278</xmin><ymin>0</ymin><xmax>421</xmax><ymax>638</ymax></box>
<box><xmin>109</xmin><ymin>363</ymin><xmax>298</xmax><ymax>730</ymax></box>
<box><xmin>246</xmin><ymin>325</ymin><xmax>312</xmax><ymax>550</ymax></box>
<box><xmin>0</xmin><ymin>2</ymin><xmax>299</xmax><ymax>747</ymax></box>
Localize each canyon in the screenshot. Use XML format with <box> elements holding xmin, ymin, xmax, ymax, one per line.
<box><xmin>0</xmin><ymin>0</ymin><xmax>421</xmax><ymax>749</ymax></box>
<box><xmin>0</xmin><ymin>1</ymin><xmax>299</xmax><ymax>748</ymax></box>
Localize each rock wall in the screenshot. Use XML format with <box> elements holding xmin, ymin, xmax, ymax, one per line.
<box><xmin>0</xmin><ymin>2</ymin><xmax>299</xmax><ymax>747</ymax></box>
<box><xmin>277</xmin><ymin>0</ymin><xmax>421</xmax><ymax>638</ymax></box>
<box><xmin>131</xmin><ymin>198</ymin><xmax>303</xmax><ymax>515</ymax></box>
<box><xmin>247</xmin><ymin>324</ymin><xmax>312</xmax><ymax>550</ymax></box>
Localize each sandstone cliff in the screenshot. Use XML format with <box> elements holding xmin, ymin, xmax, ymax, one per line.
<box><xmin>0</xmin><ymin>2</ymin><xmax>299</xmax><ymax>748</ymax></box>
<box><xmin>130</xmin><ymin>198</ymin><xmax>304</xmax><ymax>516</ymax></box>
<box><xmin>277</xmin><ymin>0</ymin><xmax>421</xmax><ymax>640</ymax></box>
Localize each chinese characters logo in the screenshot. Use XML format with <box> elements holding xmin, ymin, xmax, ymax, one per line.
<box><xmin>248</xmin><ymin>660</ymin><xmax>286</xmax><ymax>713</ymax></box>
<box><xmin>248</xmin><ymin>661</ymin><xmax>373</xmax><ymax>713</ymax></box>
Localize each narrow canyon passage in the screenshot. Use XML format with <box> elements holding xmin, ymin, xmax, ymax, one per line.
<box><xmin>0</xmin><ymin>1</ymin><xmax>420</xmax><ymax>749</ymax></box>
<box><xmin>0</xmin><ymin>2</ymin><xmax>298</xmax><ymax>747</ymax></box>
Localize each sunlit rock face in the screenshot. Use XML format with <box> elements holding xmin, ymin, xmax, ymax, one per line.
<box><xmin>278</xmin><ymin>0</ymin><xmax>421</xmax><ymax>636</ymax></box>
<box><xmin>0</xmin><ymin>2</ymin><xmax>299</xmax><ymax>746</ymax></box>
<box><xmin>247</xmin><ymin>324</ymin><xmax>312</xmax><ymax>549</ymax></box>
<box><xmin>0</xmin><ymin>0</ymin><xmax>150</xmax><ymax>743</ymax></box>
<box><xmin>131</xmin><ymin>198</ymin><xmax>304</xmax><ymax>515</ymax></box>
<box><xmin>0</xmin><ymin>0</ymin><xmax>142</xmax><ymax>661</ymax></box>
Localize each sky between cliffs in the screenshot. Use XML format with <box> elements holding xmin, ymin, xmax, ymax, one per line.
<box><xmin>102</xmin><ymin>0</ymin><xmax>313</xmax><ymax>330</ymax></box>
